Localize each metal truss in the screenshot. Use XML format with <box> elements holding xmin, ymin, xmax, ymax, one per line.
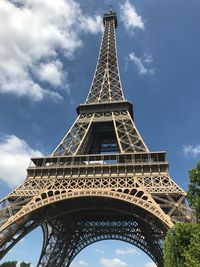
<box><xmin>86</xmin><ymin>12</ymin><xmax>124</xmax><ymax>103</ymax></box>
<box><xmin>52</xmin><ymin>11</ymin><xmax>148</xmax><ymax>156</ymax></box>
<box><xmin>0</xmin><ymin>11</ymin><xmax>195</xmax><ymax>267</ymax></box>
<box><xmin>52</xmin><ymin>115</ymin><xmax>93</xmax><ymax>156</ymax></box>
<box><xmin>52</xmin><ymin>111</ymin><xmax>148</xmax><ymax>156</ymax></box>
<box><xmin>0</xmin><ymin>152</ymin><xmax>194</xmax><ymax>267</ymax></box>
<box><xmin>112</xmin><ymin>111</ymin><xmax>148</xmax><ymax>152</ymax></box>
<box><xmin>0</xmin><ymin>153</ymin><xmax>194</xmax><ymax>262</ymax></box>
<box><xmin>37</xmin><ymin>215</ymin><xmax>164</xmax><ymax>267</ymax></box>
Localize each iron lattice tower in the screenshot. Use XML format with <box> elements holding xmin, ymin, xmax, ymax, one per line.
<box><xmin>0</xmin><ymin>11</ymin><xmax>194</xmax><ymax>267</ymax></box>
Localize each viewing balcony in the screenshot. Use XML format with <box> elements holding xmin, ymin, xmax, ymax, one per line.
<box><xmin>27</xmin><ymin>152</ymin><xmax>169</xmax><ymax>179</ymax></box>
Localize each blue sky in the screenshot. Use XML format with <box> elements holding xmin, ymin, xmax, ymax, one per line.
<box><xmin>0</xmin><ymin>0</ymin><xmax>200</xmax><ymax>266</ymax></box>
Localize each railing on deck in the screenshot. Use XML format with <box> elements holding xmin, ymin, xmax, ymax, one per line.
<box><xmin>28</xmin><ymin>152</ymin><xmax>167</xmax><ymax>169</ymax></box>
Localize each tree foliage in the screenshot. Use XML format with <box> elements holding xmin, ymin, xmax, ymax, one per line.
<box><xmin>164</xmin><ymin>162</ymin><xmax>200</xmax><ymax>267</ymax></box>
<box><xmin>0</xmin><ymin>262</ymin><xmax>31</xmax><ymax>267</ymax></box>
<box><xmin>187</xmin><ymin>161</ymin><xmax>200</xmax><ymax>222</ymax></box>
<box><xmin>0</xmin><ymin>262</ymin><xmax>17</xmax><ymax>267</ymax></box>
<box><xmin>164</xmin><ymin>223</ymin><xmax>200</xmax><ymax>267</ymax></box>
<box><xmin>19</xmin><ymin>262</ymin><xmax>31</xmax><ymax>267</ymax></box>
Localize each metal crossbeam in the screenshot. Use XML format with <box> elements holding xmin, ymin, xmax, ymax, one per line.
<box><xmin>86</xmin><ymin>12</ymin><xmax>124</xmax><ymax>104</ymax></box>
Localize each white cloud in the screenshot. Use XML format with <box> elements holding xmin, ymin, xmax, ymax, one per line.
<box><xmin>143</xmin><ymin>54</ymin><xmax>153</xmax><ymax>64</ymax></box>
<box><xmin>81</xmin><ymin>15</ymin><xmax>103</xmax><ymax>34</ymax></box>
<box><xmin>144</xmin><ymin>262</ymin><xmax>157</xmax><ymax>267</ymax></box>
<box><xmin>71</xmin><ymin>260</ymin><xmax>88</xmax><ymax>267</ymax></box>
<box><xmin>115</xmin><ymin>247</ymin><xmax>139</xmax><ymax>255</ymax></box>
<box><xmin>0</xmin><ymin>0</ymin><xmax>102</xmax><ymax>101</ymax></box>
<box><xmin>95</xmin><ymin>248</ymin><xmax>105</xmax><ymax>254</ymax></box>
<box><xmin>0</xmin><ymin>135</ymin><xmax>43</xmax><ymax>187</ymax></box>
<box><xmin>120</xmin><ymin>0</ymin><xmax>144</xmax><ymax>32</ymax></box>
<box><xmin>127</xmin><ymin>52</ymin><xmax>155</xmax><ymax>75</ymax></box>
<box><xmin>35</xmin><ymin>61</ymin><xmax>64</xmax><ymax>87</ymax></box>
<box><xmin>182</xmin><ymin>145</ymin><xmax>200</xmax><ymax>158</ymax></box>
<box><xmin>100</xmin><ymin>257</ymin><xmax>127</xmax><ymax>267</ymax></box>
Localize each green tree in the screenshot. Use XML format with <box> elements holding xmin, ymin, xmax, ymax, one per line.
<box><xmin>187</xmin><ymin>161</ymin><xmax>200</xmax><ymax>222</ymax></box>
<box><xmin>164</xmin><ymin>161</ymin><xmax>200</xmax><ymax>267</ymax></box>
<box><xmin>0</xmin><ymin>262</ymin><xmax>31</xmax><ymax>267</ymax></box>
<box><xmin>164</xmin><ymin>223</ymin><xmax>200</xmax><ymax>267</ymax></box>
<box><xmin>0</xmin><ymin>261</ymin><xmax>17</xmax><ymax>267</ymax></box>
<box><xmin>164</xmin><ymin>227</ymin><xmax>179</xmax><ymax>267</ymax></box>
<box><xmin>20</xmin><ymin>262</ymin><xmax>31</xmax><ymax>267</ymax></box>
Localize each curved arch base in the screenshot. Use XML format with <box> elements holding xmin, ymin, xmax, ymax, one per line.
<box><xmin>0</xmin><ymin>184</ymin><xmax>193</xmax><ymax>266</ymax></box>
<box><xmin>38</xmin><ymin>215</ymin><xmax>164</xmax><ymax>267</ymax></box>
<box><xmin>0</xmin><ymin>197</ymin><xmax>167</xmax><ymax>267</ymax></box>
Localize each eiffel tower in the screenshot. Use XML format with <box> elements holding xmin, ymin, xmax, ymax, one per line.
<box><xmin>0</xmin><ymin>11</ymin><xmax>194</xmax><ymax>267</ymax></box>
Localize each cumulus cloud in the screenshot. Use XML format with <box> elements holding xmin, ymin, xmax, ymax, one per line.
<box><xmin>144</xmin><ymin>262</ymin><xmax>157</xmax><ymax>267</ymax></box>
<box><xmin>126</xmin><ymin>52</ymin><xmax>155</xmax><ymax>75</ymax></box>
<box><xmin>100</xmin><ymin>257</ymin><xmax>127</xmax><ymax>267</ymax></box>
<box><xmin>0</xmin><ymin>135</ymin><xmax>43</xmax><ymax>187</ymax></box>
<box><xmin>35</xmin><ymin>61</ymin><xmax>64</xmax><ymax>87</ymax></box>
<box><xmin>95</xmin><ymin>248</ymin><xmax>105</xmax><ymax>254</ymax></box>
<box><xmin>182</xmin><ymin>145</ymin><xmax>200</xmax><ymax>158</ymax></box>
<box><xmin>71</xmin><ymin>260</ymin><xmax>88</xmax><ymax>267</ymax></box>
<box><xmin>81</xmin><ymin>15</ymin><xmax>103</xmax><ymax>34</ymax></box>
<box><xmin>0</xmin><ymin>0</ymin><xmax>102</xmax><ymax>101</ymax></box>
<box><xmin>115</xmin><ymin>247</ymin><xmax>139</xmax><ymax>255</ymax></box>
<box><xmin>120</xmin><ymin>0</ymin><xmax>144</xmax><ymax>32</ymax></box>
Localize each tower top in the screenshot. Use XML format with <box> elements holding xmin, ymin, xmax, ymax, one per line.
<box><xmin>85</xmin><ymin>9</ymin><xmax>122</xmax><ymax>104</ymax></box>
<box><xmin>103</xmin><ymin>11</ymin><xmax>118</xmax><ymax>28</ymax></box>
